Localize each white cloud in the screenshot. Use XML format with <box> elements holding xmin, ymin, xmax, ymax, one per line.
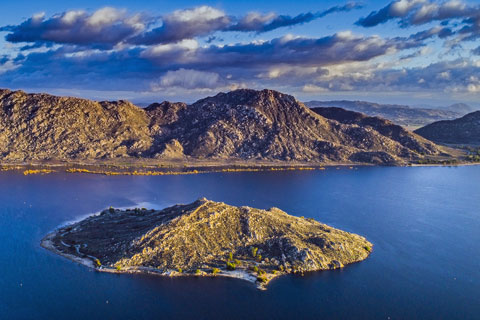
<box><xmin>153</xmin><ymin>68</ymin><xmax>221</xmax><ymax>90</ymax></box>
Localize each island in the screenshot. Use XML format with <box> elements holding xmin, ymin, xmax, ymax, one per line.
<box><xmin>42</xmin><ymin>198</ymin><xmax>372</xmax><ymax>289</ymax></box>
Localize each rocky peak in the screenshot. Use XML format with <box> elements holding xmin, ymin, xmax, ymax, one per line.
<box><xmin>145</xmin><ymin>101</ymin><xmax>187</xmax><ymax>127</ymax></box>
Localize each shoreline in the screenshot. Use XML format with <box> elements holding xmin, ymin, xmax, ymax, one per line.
<box><xmin>3</xmin><ymin>160</ymin><xmax>479</xmax><ymax>176</ymax></box>
<box><xmin>41</xmin><ymin>229</ymin><xmax>271</xmax><ymax>290</ymax></box>
<box><xmin>3</xmin><ymin>162</ymin><xmax>353</xmax><ymax>176</ymax></box>
<box><xmin>40</xmin><ymin>199</ymin><xmax>373</xmax><ymax>290</ymax></box>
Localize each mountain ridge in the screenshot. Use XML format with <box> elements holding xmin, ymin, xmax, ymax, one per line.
<box><xmin>305</xmin><ymin>100</ymin><xmax>463</xmax><ymax>129</ymax></box>
<box><xmin>0</xmin><ymin>88</ymin><xmax>447</xmax><ymax>165</ymax></box>
<box><xmin>414</xmin><ymin>111</ymin><xmax>480</xmax><ymax>145</ymax></box>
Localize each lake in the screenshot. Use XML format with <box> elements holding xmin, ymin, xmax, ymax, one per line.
<box><xmin>0</xmin><ymin>166</ymin><xmax>479</xmax><ymax>319</ymax></box>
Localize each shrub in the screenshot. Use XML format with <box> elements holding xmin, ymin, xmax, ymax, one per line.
<box><xmin>212</xmin><ymin>268</ymin><xmax>220</xmax><ymax>275</ymax></box>
<box><xmin>257</xmin><ymin>275</ymin><xmax>267</xmax><ymax>283</ymax></box>
<box><xmin>256</xmin><ymin>254</ymin><xmax>262</xmax><ymax>262</ymax></box>
<box><xmin>226</xmin><ymin>261</ymin><xmax>236</xmax><ymax>270</ymax></box>
<box><xmin>195</xmin><ymin>269</ymin><xmax>201</xmax><ymax>275</ymax></box>
<box><xmin>251</xmin><ymin>247</ymin><xmax>258</xmax><ymax>258</ymax></box>
<box><xmin>228</xmin><ymin>252</ymin><xmax>233</xmax><ymax>261</ymax></box>
<box><xmin>364</xmin><ymin>245</ymin><xmax>372</xmax><ymax>252</ymax></box>
<box><xmin>116</xmin><ymin>265</ymin><xmax>121</xmax><ymax>271</ymax></box>
<box><xmin>177</xmin><ymin>268</ymin><xmax>183</xmax><ymax>273</ymax></box>
<box><xmin>95</xmin><ymin>259</ymin><xmax>101</xmax><ymax>267</ymax></box>
<box><xmin>234</xmin><ymin>259</ymin><xmax>241</xmax><ymax>265</ymax></box>
<box><xmin>253</xmin><ymin>266</ymin><xmax>259</xmax><ymax>273</ymax></box>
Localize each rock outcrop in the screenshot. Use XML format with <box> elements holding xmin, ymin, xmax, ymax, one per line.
<box><xmin>42</xmin><ymin>198</ymin><xmax>372</xmax><ymax>288</ymax></box>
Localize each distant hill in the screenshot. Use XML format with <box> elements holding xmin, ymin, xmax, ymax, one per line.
<box><xmin>414</xmin><ymin>111</ymin><xmax>480</xmax><ymax>145</ymax></box>
<box><xmin>305</xmin><ymin>100</ymin><xmax>462</xmax><ymax>129</ymax></box>
<box><xmin>311</xmin><ymin>107</ymin><xmax>440</xmax><ymax>158</ymax></box>
<box><xmin>441</xmin><ymin>103</ymin><xmax>475</xmax><ymax>114</ymax></box>
<box><xmin>0</xmin><ymin>88</ymin><xmax>445</xmax><ymax>165</ymax></box>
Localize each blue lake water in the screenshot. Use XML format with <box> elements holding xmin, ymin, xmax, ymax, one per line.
<box><xmin>0</xmin><ymin>166</ymin><xmax>479</xmax><ymax>319</ymax></box>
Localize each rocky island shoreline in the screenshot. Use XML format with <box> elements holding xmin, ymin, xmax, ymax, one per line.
<box><xmin>41</xmin><ymin>198</ymin><xmax>372</xmax><ymax>289</ymax></box>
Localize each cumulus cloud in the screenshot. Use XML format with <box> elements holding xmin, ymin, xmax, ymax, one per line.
<box><xmin>356</xmin><ymin>0</ymin><xmax>426</xmax><ymax>27</ymax></box>
<box><xmin>152</xmin><ymin>68</ymin><xmax>222</xmax><ymax>90</ymax></box>
<box><xmin>228</xmin><ymin>3</ymin><xmax>362</xmax><ymax>33</ymax></box>
<box><xmin>0</xmin><ymin>7</ymin><xmax>147</xmax><ymax>48</ymax></box>
<box><xmin>0</xmin><ymin>55</ymin><xmax>20</xmax><ymax>75</ymax></box>
<box><xmin>143</xmin><ymin>32</ymin><xmax>412</xmax><ymax>70</ymax></box>
<box><xmin>356</xmin><ymin>0</ymin><xmax>472</xmax><ymax>27</ymax></box>
<box><xmin>0</xmin><ymin>31</ymin><xmax>407</xmax><ymax>92</ymax></box>
<box><xmin>356</xmin><ymin>1</ymin><xmax>480</xmax><ymax>50</ymax></box>
<box><xmin>1</xmin><ymin>4</ymin><xmax>362</xmax><ymax>47</ymax></box>
<box><xmin>1</xmin><ymin>2</ymin><xmax>478</xmax><ymax>101</ymax></box>
<box><xmin>131</xmin><ymin>6</ymin><xmax>231</xmax><ymax>45</ymax></box>
<box><xmin>298</xmin><ymin>58</ymin><xmax>480</xmax><ymax>95</ymax></box>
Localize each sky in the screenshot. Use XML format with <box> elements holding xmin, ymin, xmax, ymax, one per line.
<box><xmin>0</xmin><ymin>0</ymin><xmax>479</xmax><ymax>106</ymax></box>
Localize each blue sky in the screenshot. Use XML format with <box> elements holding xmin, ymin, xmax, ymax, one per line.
<box><xmin>0</xmin><ymin>0</ymin><xmax>479</xmax><ymax>106</ymax></box>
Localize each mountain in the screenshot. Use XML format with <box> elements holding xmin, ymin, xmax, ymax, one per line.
<box><xmin>42</xmin><ymin>198</ymin><xmax>372</xmax><ymax>288</ymax></box>
<box><xmin>442</xmin><ymin>103</ymin><xmax>475</xmax><ymax>114</ymax></box>
<box><xmin>414</xmin><ymin>111</ymin><xmax>480</xmax><ymax>145</ymax></box>
<box><xmin>311</xmin><ymin>107</ymin><xmax>440</xmax><ymax>160</ymax></box>
<box><xmin>0</xmin><ymin>88</ymin><xmax>444</xmax><ymax>164</ymax></box>
<box><xmin>305</xmin><ymin>100</ymin><xmax>462</xmax><ymax>129</ymax></box>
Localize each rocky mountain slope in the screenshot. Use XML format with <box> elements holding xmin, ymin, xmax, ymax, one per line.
<box><xmin>305</xmin><ymin>100</ymin><xmax>462</xmax><ymax>129</ymax></box>
<box><xmin>0</xmin><ymin>89</ymin><xmax>152</xmax><ymax>160</ymax></box>
<box><xmin>414</xmin><ymin>111</ymin><xmax>480</xmax><ymax>145</ymax></box>
<box><xmin>0</xmin><ymin>88</ymin><xmax>445</xmax><ymax>164</ymax></box>
<box><xmin>311</xmin><ymin>107</ymin><xmax>440</xmax><ymax>161</ymax></box>
<box><xmin>42</xmin><ymin>198</ymin><xmax>372</xmax><ymax>288</ymax></box>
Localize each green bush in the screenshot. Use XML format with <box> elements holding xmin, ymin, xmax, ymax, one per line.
<box><xmin>226</xmin><ymin>261</ymin><xmax>236</xmax><ymax>270</ymax></box>
<box><xmin>364</xmin><ymin>245</ymin><xmax>372</xmax><ymax>252</ymax></box>
<box><xmin>251</xmin><ymin>247</ymin><xmax>258</xmax><ymax>258</ymax></box>
<box><xmin>177</xmin><ymin>268</ymin><xmax>182</xmax><ymax>273</ymax></box>
<box><xmin>116</xmin><ymin>265</ymin><xmax>121</xmax><ymax>271</ymax></box>
<box><xmin>195</xmin><ymin>269</ymin><xmax>201</xmax><ymax>275</ymax></box>
<box><xmin>212</xmin><ymin>267</ymin><xmax>220</xmax><ymax>275</ymax></box>
<box><xmin>228</xmin><ymin>252</ymin><xmax>233</xmax><ymax>261</ymax></box>
<box><xmin>257</xmin><ymin>275</ymin><xmax>267</xmax><ymax>283</ymax></box>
